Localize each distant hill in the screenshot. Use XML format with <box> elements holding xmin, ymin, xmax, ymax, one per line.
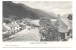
<box><xmin>3</xmin><ymin>1</ymin><xmax>57</xmax><ymax>20</ymax></box>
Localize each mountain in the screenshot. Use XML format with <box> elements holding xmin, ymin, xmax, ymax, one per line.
<box><xmin>3</xmin><ymin>1</ymin><xmax>57</xmax><ymax>20</ymax></box>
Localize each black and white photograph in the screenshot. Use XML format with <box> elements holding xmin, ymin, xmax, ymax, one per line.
<box><xmin>2</xmin><ymin>1</ymin><xmax>72</xmax><ymax>42</ymax></box>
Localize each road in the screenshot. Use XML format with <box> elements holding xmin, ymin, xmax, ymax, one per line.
<box><xmin>6</xmin><ymin>28</ymin><xmax>41</xmax><ymax>41</ymax></box>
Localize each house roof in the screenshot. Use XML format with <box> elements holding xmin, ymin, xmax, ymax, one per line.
<box><xmin>60</xmin><ymin>14</ymin><xmax>72</xmax><ymax>30</ymax></box>
<box><xmin>61</xmin><ymin>18</ymin><xmax>69</xmax><ymax>27</ymax></box>
<box><xmin>29</xmin><ymin>20</ymin><xmax>40</xmax><ymax>26</ymax></box>
<box><xmin>3</xmin><ymin>23</ymin><xmax>11</xmax><ymax>32</ymax></box>
<box><xmin>7</xmin><ymin>23</ymin><xmax>19</xmax><ymax>28</ymax></box>
<box><xmin>58</xmin><ymin>18</ymin><xmax>69</xmax><ymax>32</ymax></box>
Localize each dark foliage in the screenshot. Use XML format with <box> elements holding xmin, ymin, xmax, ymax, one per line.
<box><xmin>67</xmin><ymin>14</ymin><xmax>72</xmax><ymax>20</ymax></box>
<box><xmin>39</xmin><ymin>18</ymin><xmax>59</xmax><ymax>41</ymax></box>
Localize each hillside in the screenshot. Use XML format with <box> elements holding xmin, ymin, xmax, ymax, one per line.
<box><xmin>3</xmin><ymin>1</ymin><xmax>57</xmax><ymax>20</ymax></box>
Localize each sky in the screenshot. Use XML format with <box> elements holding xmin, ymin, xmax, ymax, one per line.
<box><xmin>13</xmin><ymin>1</ymin><xmax>72</xmax><ymax>16</ymax></box>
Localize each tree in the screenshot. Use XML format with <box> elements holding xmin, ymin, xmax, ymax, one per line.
<box><xmin>39</xmin><ymin>18</ymin><xmax>59</xmax><ymax>41</ymax></box>
<box><xmin>67</xmin><ymin>14</ymin><xmax>72</xmax><ymax>20</ymax></box>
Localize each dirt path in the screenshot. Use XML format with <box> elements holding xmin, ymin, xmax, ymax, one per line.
<box><xmin>7</xmin><ymin>28</ymin><xmax>41</xmax><ymax>41</ymax></box>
